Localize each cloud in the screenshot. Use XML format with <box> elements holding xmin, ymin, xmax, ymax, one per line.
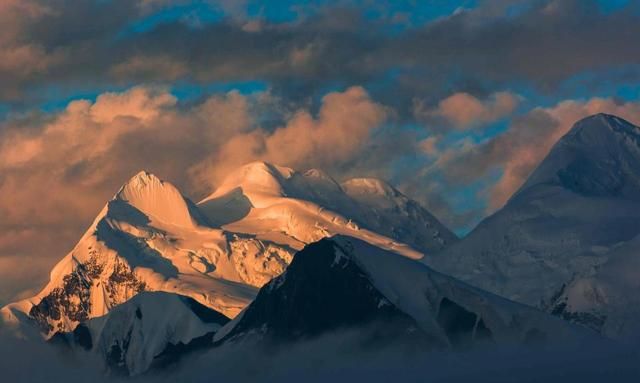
<box><xmin>190</xmin><ymin>86</ymin><xmax>390</xmax><ymax>190</ymax></box>
<box><xmin>2</xmin><ymin>0</ymin><xmax>640</xmax><ymax>109</ymax></box>
<box><xmin>88</xmin><ymin>86</ymin><xmax>177</xmax><ymax>123</ymax></box>
<box><xmin>419</xmin><ymin>136</ymin><xmax>439</xmax><ymax>156</ymax></box>
<box><xmin>109</xmin><ymin>55</ymin><xmax>188</xmax><ymax>82</ymax></box>
<box><xmin>416</xmin><ymin>91</ymin><xmax>520</xmax><ymax>130</ymax></box>
<box><xmin>0</xmin><ymin>0</ymin><xmax>60</xmax><ymax>99</ymax></box>
<box><xmin>1</xmin><ymin>322</ymin><xmax>639</xmax><ymax>383</ymax></box>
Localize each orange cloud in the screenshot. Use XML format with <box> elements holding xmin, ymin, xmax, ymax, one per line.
<box><xmin>0</xmin><ymin>0</ymin><xmax>61</xmax><ymax>99</ymax></box>
<box><xmin>89</xmin><ymin>86</ymin><xmax>177</xmax><ymax>123</ymax></box>
<box><xmin>417</xmin><ymin>91</ymin><xmax>520</xmax><ymax>129</ymax></box>
<box><xmin>419</xmin><ymin>136</ymin><xmax>439</xmax><ymax>156</ymax></box>
<box><xmin>190</xmin><ymin>86</ymin><xmax>390</xmax><ymax>190</ymax></box>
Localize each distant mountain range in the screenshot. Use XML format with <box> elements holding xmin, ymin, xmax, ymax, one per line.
<box><xmin>2</xmin><ymin>113</ymin><xmax>640</xmax><ymax>376</ymax></box>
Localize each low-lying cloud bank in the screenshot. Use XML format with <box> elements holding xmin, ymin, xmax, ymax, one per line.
<box><xmin>1</xmin><ymin>325</ymin><xmax>639</xmax><ymax>383</ymax></box>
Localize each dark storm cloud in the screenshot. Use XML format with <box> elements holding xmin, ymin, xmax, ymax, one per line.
<box><xmin>3</xmin><ymin>0</ymin><xmax>640</xmax><ymax>107</ymax></box>
<box><xmin>395</xmin><ymin>0</ymin><xmax>640</xmax><ymax>88</ymax></box>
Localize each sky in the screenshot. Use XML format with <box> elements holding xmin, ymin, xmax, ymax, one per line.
<box><xmin>1</xmin><ymin>0</ymin><xmax>640</xmax><ymax>304</ymax></box>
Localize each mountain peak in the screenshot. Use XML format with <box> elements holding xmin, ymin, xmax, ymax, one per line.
<box><xmin>129</xmin><ymin>169</ymin><xmax>161</xmax><ymax>184</ymax></box>
<box><xmin>113</xmin><ymin>170</ymin><xmax>198</xmax><ymax>227</ymax></box>
<box><xmin>576</xmin><ymin>112</ymin><xmax>627</xmax><ymax>124</ymax></box>
<box><xmin>578</xmin><ymin>112</ymin><xmax>619</xmax><ymax>123</ymax></box>
<box><xmin>429</xmin><ymin>113</ymin><xmax>640</xmax><ymax>316</ymax></box>
<box><xmin>514</xmin><ymin>113</ymin><xmax>640</xmax><ymax>200</ymax></box>
<box><xmin>564</xmin><ymin>113</ymin><xmax>639</xmax><ymax>142</ymax></box>
<box><xmin>115</xmin><ymin>170</ymin><xmax>171</xmax><ymax>201</ymax></box>
<box><xmin>116</xmin><ymin>170</ymin><xmax>164</xmax><ymax>194</ymax></box>
<box><xmin>207</xmin><ymin>161</ymin><xmax>295</xmax><ymax>201</ymax></box>
<box><xmin>56</xmin><ymin>291</ymin><xmax>229</xmax><ymax>376</ymax></box>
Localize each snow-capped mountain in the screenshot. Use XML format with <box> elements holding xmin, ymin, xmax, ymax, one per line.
<box><xmin>215</xmin><ymin>236</ymin><xmax>583</xmax><ymax>348</ymax></box>
<box><xmin>1</xmin><ymin>171</ymin><xmax>257</xmax><ymax>337</ymax></box>
<box><xmin>425</xmin><ymin>114</ymin><xmax>640</xmax><ymax>334</ymax></box>
<box><xmin>1</xmin><ymin>162</ymin><xmax>455</xmax><ymax>338</ymax></box>
<box><xmin>53</xmin><ymin>291</ymin><xmax>229</xmax><ymax>376</ymax></box>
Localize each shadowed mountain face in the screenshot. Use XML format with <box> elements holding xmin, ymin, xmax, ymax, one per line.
<box><xmin>426</xmin><ymin>114</ymin><xmax>640</xmax><ymax>337</ymax></box>
<box><xmin>215</xmin><ymin>236</ymin><xmax>581</xmax><ymax>350</ymax></box>
<box><xmin>215</xmin><ymin>239</ymin><xmax>430</xmax><ymax>345</ymax></box>
<box><xmin>516</xmin><ymin>114</ymin><xmax>640</xmax><ymax>201</ymax></box>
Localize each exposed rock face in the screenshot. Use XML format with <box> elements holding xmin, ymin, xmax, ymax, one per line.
<box><xmin>29</xmin><ymin>253</ymin><xmax>145</xmax><ymax>335</ymax></box>
<box><xmin>549</xmin><ymin>300</ymin><xmax>606</xmax><ymax>333</ymax></box>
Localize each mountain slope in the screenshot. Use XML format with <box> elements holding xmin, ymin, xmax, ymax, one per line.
<box><xmin>341</xmin><ymin>177</ymin><xmax>457</xmax><ymax>252</ymax></box>
<box><xmin>215</xmin><ymin>236</ymin><xmax>582</xmax><ymax>348</ymax></box>
<box><xmin>52</xmin><ymin>291</ymin><xmax>229</xmax><ymax>376</ymax></box>
<box><xmin>199</xmin><ymin>161</ymin><xmax>457</xmax><ymax>255</ymax></box>
<box><xmin>549</xmin><ymin>233</ymin><xmax>640</xmax><ymax>337</ymax></box>
<box><xmin>426</xmin><ymin>114</ymin><xmax>640</xmax><ymax>329</ymax></box>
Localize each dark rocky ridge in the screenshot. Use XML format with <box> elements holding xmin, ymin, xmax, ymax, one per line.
<box><xmin>216</xmin><ymin>238</ymin><xmax>499</xmax><ymax>349</ymax></box>
<box><xmin>217</xmin><ymin>238</ymin><xmax>431</xmax><ymax>345</ymax></box>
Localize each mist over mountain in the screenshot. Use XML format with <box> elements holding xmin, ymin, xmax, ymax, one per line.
<box><xmin>1</xmin><ymin>319</ymin><xmax>639</xmax><ymax>383</ymax></box>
